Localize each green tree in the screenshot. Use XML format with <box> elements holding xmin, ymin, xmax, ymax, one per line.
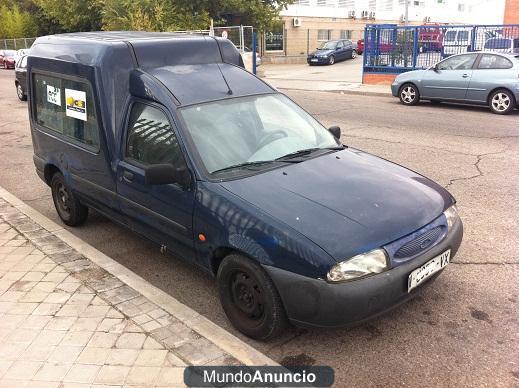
<box><xmin>35</xmin><ymin>0</ymin><xmax>102</xmax><ymax>32</ymax></box>
<box><xmin>101</xmin><ymin>0</ymin><xmax>210</xmax><ymax>31</ymax></box>
<box><xmin>0</xmin><ymin>3</ymin><xmax>38</xmax><ymax>38</ymax></box>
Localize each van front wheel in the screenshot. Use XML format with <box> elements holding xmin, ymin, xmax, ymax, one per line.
<box><xmin>217</xmin><ymin>254</ymin><xmax>288</xmax><ymax>340</ymax></box>
<box><xmin>51</xmin><ymin>172</ymin><xmax>88</xmax><ymax>226</ymax></box>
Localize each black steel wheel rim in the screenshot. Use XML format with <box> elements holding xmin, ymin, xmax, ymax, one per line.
<box><xmin>55</xmin><ymin>182</ymin><xmax>71</xmax><ymax>216</ymax></box>
<box><xmin>230</xmin><ymin>270</ymin><xmax>265</xmax><ymax>321</ymax></box>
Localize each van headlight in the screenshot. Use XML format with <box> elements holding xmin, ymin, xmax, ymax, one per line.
<box><xmin>327</xmin><ymin>249</ymin><xmax>389</xmax><ymax>283</ymax></box>
<box><xmin>444</xmin><ymin>204</ymin><xmax>460</xmax><ymax>230</ymax></box>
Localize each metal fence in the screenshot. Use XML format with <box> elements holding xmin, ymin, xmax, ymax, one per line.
<box><xmin>363</xmin><ymin>24</ymin><xmax>519</xmax><ymax>74</ymax></box>
<box><xmin>1</xmin><ymin>38</ymin><xmax>35</xmax><ymax>50</ymax></box>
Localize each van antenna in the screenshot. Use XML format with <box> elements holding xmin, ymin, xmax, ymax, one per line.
<box><xmin>216</xmin><ymin>63</ymin><xmax>233</xmax><ymax>95</ymax></box>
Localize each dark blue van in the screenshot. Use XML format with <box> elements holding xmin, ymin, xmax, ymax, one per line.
<box><xmin>28</xmin><ymin>32</ymin><xmax>463</xmax><ymax>340</ymax></box>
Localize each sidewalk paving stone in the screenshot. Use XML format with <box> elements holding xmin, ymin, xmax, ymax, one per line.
<box><xmin>0</xmin><ymin>197</ymin><xmax>257</xmax><ymax>386</ymax></box>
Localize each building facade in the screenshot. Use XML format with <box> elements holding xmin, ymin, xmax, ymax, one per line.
<box><xmin>263</xmin><ymin>0</ymin><xmax>507</xmax><ymax>61</ymax></box>
<box><xmin>504</xmin><ymin>0</ymin><xmax>519</xmax><ymax>23</ymax></box>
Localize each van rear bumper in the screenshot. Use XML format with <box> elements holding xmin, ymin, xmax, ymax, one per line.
<box><xmin>33</xmin><ymin>154</ymin><xmax>47</xmax><ymax>184</ymax></box>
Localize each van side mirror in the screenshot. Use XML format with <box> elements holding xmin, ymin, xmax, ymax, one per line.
<box><xmin>328</xmin><ymin>126</ymin><xmax>341</xmax><ymax>139</ymax></box>
<box><xmin>144</xmin><ymin>164</ymin><xmax>191</xmax><ymax>188</ymax></box>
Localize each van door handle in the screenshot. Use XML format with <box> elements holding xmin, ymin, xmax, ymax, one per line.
<box><xmin>123</xmin><ymin>170</ymin><xmax>134</xmax><ymax>182</ymax></box>
<box><xmin>462</xmin><ymin>74</ymin><xmax>469</xmax><ymax>78</ymax></box>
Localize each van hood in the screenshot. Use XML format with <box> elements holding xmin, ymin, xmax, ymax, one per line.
<box><xmin>220</xmin><ymin>148</ymin><xmax>453</xmax><ymax>262</ymax></box>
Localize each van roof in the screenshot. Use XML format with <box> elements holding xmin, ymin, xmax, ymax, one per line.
<box><xmin>29</xmin><ymin>31</ymin><xmax>273</xmax><ymax>106</ymax></box>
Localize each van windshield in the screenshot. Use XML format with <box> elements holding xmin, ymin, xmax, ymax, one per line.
<box><xmin>179</xmin><ymin>94</ymin><xmax>340</xmax><ymax>175</ymax></box>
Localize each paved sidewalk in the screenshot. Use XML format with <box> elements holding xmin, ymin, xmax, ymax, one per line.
<box><xmin>264</xmin><ymin>78</ymin><xmax>391</xmax><ymax>96</ymax></box>
<box><xmin>0</xmin><ymin>196</ymin><xmax>250</xmax><ymax>387</ymax></box>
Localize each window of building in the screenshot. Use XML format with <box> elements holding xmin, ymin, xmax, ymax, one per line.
<box><xmin>33</xmin><ymin>73</ymin><xmax>99</xmax><ymax>150</ymax></box>
<box><xmin>338</xmin><ymin>0</ymin><xmax>355</xmax><ymax>7</ymax></box>
<box><xmin>340</xmin><ymin>30</ymin><xmax>353</xmax><ymax>39</ymax></box>
<box><xmin>318</xmin><ymin>30</ymin><xmax>332</xmax><ymax>41</ymax></box>
<box><xmin>295</xmin><ymin>0</ymin><xmax>310</xmax><ymax>5</ymax></box>
<box><xmin>265</xmin><ymin>22</ymin><xmax>284</xmax><ymax>51</ymax></box>
<box><xmin>126</xmin><ymin>103</ymin><xmax>185</xmax><ymax>167</ymax></box>
<box><xmin>478</xmin><ymin>54</ymin><xmax>513</xmax><ymax>70</ymax></box>
<box><xmin>368</xmin><ymin>0</ymin><xmax>377</xmax><ymax>9</ymax></box>
<box><xmin>317</xmin><ymin>0</ymin><xmax>327</xmax><ymax>6</ymax></box>
<box><xmin>458</xmin><ymin>3</ymin><xmax>465</xmax><ymax>12</ymax></box>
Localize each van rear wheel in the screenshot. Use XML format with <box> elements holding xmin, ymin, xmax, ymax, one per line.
<box><xmin>217</xmin><ymin>254</ymin><xmax>288</xmax><ymax>340</ymax></box>
<box><xmin>51</xmin><ymin>172</ymin><xmax>88</xmax><ymax>226</ymax></box>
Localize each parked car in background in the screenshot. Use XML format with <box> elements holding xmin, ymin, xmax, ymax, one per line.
<box><xmin>14</xmin><ymin>48</ymin><xmax>29</xmax><ymax>64</ymax></box>
<box><xmin>14</xmin><ymin>55</ymin><xmax>28</xmax><ymax>101</ymax></box>
<box><xmin>307</xmin><ymin>39</ymin><xmax>357</xmax><ymax>65</ymax></box>
<box><xmin>418</xmin><ymin>23</ymin><xmax>443</xmax><ymax>52</ymax></box>
<box><xmin>392</xmin><ymin>52</ymin><xmax>519</xmax><ymax>114</ymax></box>
<box><xmin>484</xmin><ymin>37</ymin><xmax>519</xmax><ymax>54</ymax></box>
<box><xmin>0</xmin><ymin>50</ymin><xmax>16</xmax><ymax>69</ymax></box>
<box><xmin>243</xmin><ymin>46</ymin><xmax>261</xmax><ymax>66</ymax></box>
<box><xmin>357</xmin><ymin>39</ymin><xmax>364</xmax><ymax>55</ymax></box>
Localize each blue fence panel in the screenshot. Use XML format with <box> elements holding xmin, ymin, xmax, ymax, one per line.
<box><xmin>363</xmin><ymin>24</ymin><xmax>519</xmax><ymax>75</ymax></box>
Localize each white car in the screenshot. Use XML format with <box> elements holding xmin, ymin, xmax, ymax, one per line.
<box><xmin>13</xmin><ymin>49</ymin><xmax>29</xmax><ymax>65</ymax></box>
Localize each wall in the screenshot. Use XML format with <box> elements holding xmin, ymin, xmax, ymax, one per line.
<box><xmin>504</xmin><ymin>0</ymin><xmax>519</xmax><ymax>23</ymax></box>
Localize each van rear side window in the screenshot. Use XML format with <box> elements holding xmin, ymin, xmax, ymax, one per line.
<box><xmin>33</xmin><ymin>73</ymin><xmax>99</xmax><ymax>150</ymax></box>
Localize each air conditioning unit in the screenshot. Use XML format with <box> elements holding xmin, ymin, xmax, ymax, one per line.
<box><xmin>400</xmin><ymin>14</ymin><xmax>405</xmax><ymax>23</ymax></box>
<box><xmin>293</xmin><ymin>17</ymin><xmax>302</xmax><ymax>27</ymax></box>
<box><xmin>423</xmin><ymin>16</ymin><xmax>431</xmax><ymax>23</ymax></box>
<box><xmin>369</xmin><ymin>11</ymin><xmax>376</xmax><ymax>19</ymax></box>
<box><xmin>361</xmin><ymin>10</ymin><xmax>369</xmax><ymax>19</ymax></box>
<box><xmin>348</xmin><ymin>10</ymin><xmax>356</xmax><ymax>19</ymax></box>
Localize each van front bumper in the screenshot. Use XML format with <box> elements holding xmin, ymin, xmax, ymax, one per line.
<box><xmin>263</xmin><ymin>219</ymin><xmax>463</xmax><ymax>328</ymax></box>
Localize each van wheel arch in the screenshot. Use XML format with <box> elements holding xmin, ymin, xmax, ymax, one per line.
<box><xmin>44</xmin><ymin>164</ymin><xmax>61</xmax><ymax>186</ymax></box>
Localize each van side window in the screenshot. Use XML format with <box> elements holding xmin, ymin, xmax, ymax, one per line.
<box><xmin>33</xmin><ymin>74</ymin><xmax>99</xmax><ymax>149</ymax></box>
<box><xmin>126</xmin><ymin>103</ymin><xmax>185</xmax><ymax>167</ymax></box>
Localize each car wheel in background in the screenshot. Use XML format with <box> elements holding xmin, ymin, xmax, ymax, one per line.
<box><xmin>51</xmin><ymin>172</ymin><xmax>89</xmax><ymax>226</ymax></box>
<box><xmin>16</xmin><ymin>83</ymin><xmax>26</xmax><ymax>101</ymax></box>
<box><xmin>351</xmin><ymin>50</ymin><xmax>357</xmax><ymax>59</ymax></box>
<box><xmin>328</xmin><ymin>55</ymin><xmax>335</xmax><ymax>65</ymax></box>
<box><xmin>217</xmin><ymin>253</ymin><xmax>288</xmax><ymax>340</ymax></box>
<box><xmin>399</xmin><ymin>83</ymin><xmax>420</xmax><ymax>106</ymax></box>
<box><xmin>489</xmin><ymin>89</ymin><xmax>515</xmax><ymax>115</ymax></box>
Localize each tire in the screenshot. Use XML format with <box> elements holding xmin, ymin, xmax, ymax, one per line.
<box><xmin>16</xmin><ymin>83</ymin><xmax>26</xmax><ymax>101</ymax></box>
<box><xmin>399</xmin><ymin>83</ymin><xmax>420</xmax><ymax>106</ymax></box>
<box><xmin>351</xmin><ymin>50</ymin><xmax>357</xmax><ymax>59</ymax></box>
<box><xmin>489</xmin><ymin>89</ymin><xmax>515</xmax><ymax>115</ymax></box>
<box><xmin>51</xmin><ymin>172</ymin><xmax>88</xmax><ymax>226</ymax></box>
<box><xmin>217</xmin><ymin>253</ymin><xmax>288</xmax><ymax>340</ymax></box>
<box><xmin>328</xmin><ymin>55</ymin><xmax>335</xmax><ymax>65</ymax></box>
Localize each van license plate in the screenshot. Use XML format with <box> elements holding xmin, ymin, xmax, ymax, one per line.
<box><xmin>408</xmin><ymin>250</ymin><xmax>450</xmax><ymax>292</ymax></box>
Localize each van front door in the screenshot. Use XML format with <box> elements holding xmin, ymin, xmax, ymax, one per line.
<box><xmin>116</xmin><ymin>101</ymin><xmax>195</xmax><ymax>260</ymax></box>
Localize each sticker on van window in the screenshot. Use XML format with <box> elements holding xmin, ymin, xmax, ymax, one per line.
<box><xmin>46</xmin><ymin>85</ymin><xmax>61</xmax><ymax>106</ymax></box>
<box><xmin>65</xmin><ymin>89</ymin><xmax>87</xmax><ymax>121</ymax></box>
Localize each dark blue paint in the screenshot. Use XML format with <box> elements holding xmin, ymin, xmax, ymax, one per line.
<box><xmin>28</xmin><ymin>32</ymin><xmax>461</xmax><ymax>326</ymax></box>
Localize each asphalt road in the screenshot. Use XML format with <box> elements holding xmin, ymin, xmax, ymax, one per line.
<box><xmin>1</xmin><ymin>69</ymin><xmax>518</xmax><ymax>387</ymax></box>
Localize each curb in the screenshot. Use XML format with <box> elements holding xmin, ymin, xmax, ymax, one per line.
<box><xmin>0</xmin><ymin>185</ymin><xmax>278</xmax><ymax>367</ymax></box>
<box><xmin>276</xmin><ymin>86</ymin><xmax>392</xmax><ymax>97</ymax></box>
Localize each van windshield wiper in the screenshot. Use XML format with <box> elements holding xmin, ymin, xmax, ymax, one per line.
<box><xmin>211</xmin><ymin>160</ymin><xmax>277</xmax><ymax>174</ymax></box>
<box><xmin>275</xmin><ymin>145</ymin><xmax>345</xmax><ymax>161</ymax></box>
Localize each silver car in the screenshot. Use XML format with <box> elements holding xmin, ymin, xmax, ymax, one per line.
<box><xmin>391</xmin><ymin>52</ymin><xmax>519</xmax><ymax>114</ymax></box>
